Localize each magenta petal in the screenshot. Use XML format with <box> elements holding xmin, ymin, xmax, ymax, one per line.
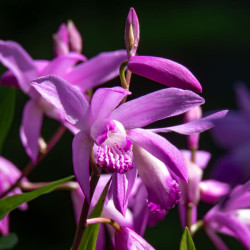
<box><xmin>112</xmin><ymin>88</ymin><xmax>204</xmax><ymax>130</ymax></box>
<box><xmin>127</xmin><ymin>55</ymin><xmax>202</xmax><ymax>93</ymax></box>
<box><xmin>133</xmin><ymin>144</ymin><xmax>181</xmax><ymax>211</ymax></box>
<box><xmin>125</xmin><ymin>7</ymin><xmax>140</xmax><ymax>57</ymax></box>
<box><xmin>200</xmin><ymin>180</ymin><xmax>230</xmax><ymax>204</ymax></box>
<box><xmin>178</xmin><ymin>204</ymin><xmax>197</xmax><ymax>229</ymax></box>
<box><xmin>181</xmin><ymin>150</ymin><xmax>211</xmax><ymax>169</ymax></box>
<box><xmin>115</xmin><ymin>227</ymin><xmax>155</xmax><ymax>250</ymax></box>
<box><xmin>205</xmin><ymin>228</ymin><xmax>229</xmax><ymax>250</ymax></box>
<box><xmin>31</xmin><ymin>75</ymin><xmax>89</xmax><ymax>128</ymax></box>
<box><xmin>64</xmin><ymin>50</ymin><xmax>127</xmax><ymax>91</ymax></box>
<box><xmin>128</xmin><ymin>129</ymin><xmax>188</xmax><ymax>182</ymax></box>
<box><xmin>42</xmin><ymin>52</ymin><xmax>86</xmax><ymax>76</ymax></box>
<box><xmin>53</xmin><ymin>23</ymin><xmax>69</xmax><ymax>57</ymax></box>
<box><xmin>90</xmin><ymin>87</ymin><xmax>131</xmax><ymax>123</ymax></box>
<box><xmin>112</xmin><ymin>167</ymin><xmax>137</xmax><ymax>216</ymax></box>
<box><xmin>20</xmin><ymin>100</ymin><xmax>43</xmax><ymax>163</ymax></box>
<box><xmin>207</xmin><ymin>212</ymin><xmax>250</xmax><ymax>249</ymax></box>
<box><xmin>0</xmin><ymin>40</ymin><xmax>38</xmax><ymax>93</ymax></box>
<box><xmin>68</xmin><ymin>20</ymin><xmax>83</xmax><ymax>53</ymax></box>
<box><xmin>1</xmin><ymin>70</ymin><xmax>19</xmax><ymax>88</ymax></box>
<box><xmin>150</xmin><ymin>110</ymin><xmax>228</xmax><ymax>134</ymax></box>
<box><xmin>72</xmin><ymin>131</ymin><xmax>93</xmax><ymax>202</ymax></box>
<box><xmin>0</xmin><ymin>214</ymin><xmax>9</xmax><ymax>235</ymax></box>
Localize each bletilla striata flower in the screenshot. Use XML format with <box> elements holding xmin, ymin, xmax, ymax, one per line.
<box><xmin>31</xmin><ymin>75</ymin><xmax>226</xmax><ymax>216</ymax></box>
<box><xmin>0</xmin><ymin>28</ymin><xmax>127</xmax><ymax>162</ymax></box>
<box><xmin>204</xmin><ymin>180</ymin><xmax>250</xmax><ymax>250</ymax></box>
<box><xmin>0</xmin><ymin>157</ymin><xmax>28</xmax><ymax>235</ymax></box>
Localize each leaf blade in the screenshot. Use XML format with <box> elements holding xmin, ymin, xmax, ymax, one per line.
<box><xmin>180</xmin><ymin>227</ymin><xmax>196</xmax><ymax>250</ymax></box>
<box><xmin>0</xmin><ymin>175</ymin><xmax>74</xmax><ymax>220</ymax></box>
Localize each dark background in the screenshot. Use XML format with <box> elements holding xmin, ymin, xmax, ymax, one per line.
<box><xmin>0</xmin><ymin>0</ymin><xmax>249</xmax><ymax>249</ymax></box>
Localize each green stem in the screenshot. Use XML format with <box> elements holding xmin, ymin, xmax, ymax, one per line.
<box><xmin>191</xmin><ymin>220</ymin><xmax>204</xmax><ymax>235</ymax></box>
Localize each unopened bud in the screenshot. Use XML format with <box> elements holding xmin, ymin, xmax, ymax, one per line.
<box><xmin>67</xmin><ymin>20</ymin><xmax>83</xmax><ymax>53</ymax></box>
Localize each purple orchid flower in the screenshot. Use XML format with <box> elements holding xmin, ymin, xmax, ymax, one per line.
<box><xmin>124</xmin><ymin>8</ymin><xmax>202</xmax><ymax>93</ymax></box>
<box><xmin>178</xmin><ymin>150</ymin><xmax>230</xmax><ymax>229</ymax></box>
<box><xmin>212</xmin><ymin>83</ymin><xmax>250</xmax><ymax>186</ymax></box>
<box><xmin>31</xmin><ymin>74</ymin><xmax>212</xmax><ymax>214</ymax></box>
<box><xmin>0</xmin><ymin>157</ymin><xmax>28</xmax><ymax>235</ymax></box>
<box><xmin>53</xmin><ymin>20</ymin><xmax>82</xmax><ymax>56</ymax></box>
<box><xmin>0</xmin><ymin>38</ymin><xmax>127</xmax><ymax>162</ymax></box>
<box><xmin>204</xmin><ymin>180</ymin><xmax>250</xmax><ymax>250</ymax></box>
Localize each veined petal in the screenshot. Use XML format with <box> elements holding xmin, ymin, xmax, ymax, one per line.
<box><xmin>133</xmin><ymin>144</ymin><xmax>181</xmax><ymax>212</ymax></box>
<box><xmin>112</xmin><ymin>167</ymin><xmax>137</xmax><ymax>216</ymax></box>
<box><xmin>20</xmin><ymin>100</ymin><xmax>43</xmax><ymax>163</ymax></box>
<box><xmin>0</xmin><ymin>40</ymin><xmax>38</xmax><ymax>93</ymax></box>
<box><xmin>31</xmin><ymin>75</ymin><xmax>89</xmax><ymax>128</ymax></box>
<box><xmin>42</xmin><ymin>52</ymin><xmax>86</xmax><ymax>76</ymax></box>
<box><xmin>127</xmin><ymin>55</ymin><xmax>202</xmax><ymax>93</ymax></box>
<box><xmin>112</xmin><ymin>88</ymin><xmax>204</xmax><ymax>130</ymax></box>
<box><xmin>72</xmin><ymin>131</ymin><xmax>93</xmax><ymax>202</ymax></box>
<box><xmin>128</xmin><ymin>129</ymin><xmax>188</xmax><ymax>181</ymax></box>
<box><xmin>150</xmin><ymin>110</ymin><xmax>228</xmax><ymax>134</ymax></box>
<box><xmin>89</xmin><ymin>87</ymin><xmax>131</xmax><ymax>124</ymax></box>
<box><xmin>64</xmin><ymin>50</ymin><xmax>127</xmax><ymax>91</ymax></box>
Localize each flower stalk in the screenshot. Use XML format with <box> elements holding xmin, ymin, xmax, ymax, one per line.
<box><xmin>87</xmin><ymin>217</ymin><xmax>121</xmax><ymax>231</ymax></box>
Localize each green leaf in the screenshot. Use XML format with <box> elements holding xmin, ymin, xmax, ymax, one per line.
<box><xmin>0</xmin><ymin>233</ymin><xmax>18</xmax><ymax>249</ymax></box>
<box><xmin>0</xmin><ymin>86</ymin><xmax>15</xmax><ymax>154</ymax></box>
<box><xmin>180</xmin><ymin>227</ymin><xmax>196</xmax><ymax>250</ymax></box>
<box><xmin>0</xmin><ymin>175</ymin><xmax>74</xmax><ymax>220</ymax></box>
<box><xmin>79</xmin><ymin>179</ymin><xmax>110</xmax><ymax>250</ymax></box>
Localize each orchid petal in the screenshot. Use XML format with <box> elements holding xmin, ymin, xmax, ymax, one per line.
<box><xmin>125</xmin><ymin>8</ymin><xmax>140</xmax><ymax>57</ymax></box>
<box><xmin>31</xmin><ymin>75</ymin><xmax>89</xmax><ymax>128</ymax></box>
<box><xmin>112</xmin><ymin>88</ymin><xmax>204</xmax><ymax>130</ymax></box>
<box><xmin>150</xmin><ymin>110</ymin><xmax>228</xmax><ymax>134</ymax></box>
<box><xmin>208</xmin><ymin>212</ymin><xmax>250</xmax><ymax>249</ymax></box>
<box><xmin>205</xmin><ymin>228</ymin><xmax>229</xmax><ymax>250</ymax></box>
<box><xmin>127</xmin><ymin>55</ymin><xmax>202</xmax><ymax>93</ymax></box>
<box><xmin>64</xmin><ymin>50</ymin><xmax>127</xmax><ymax>91</ymax></box>
<box><xmin>90</xmin><ymin>87</ymin><xmax>131</xmax><ymax>123</ymax></box>
<box><xmin>112</xmin><ymin>167</ymin><xmax>137</xmax><ymax>216</ymax></box>
<box><xmin>68</xmin><ymin>20</ymin><xmax>82</xmax><ymax>53</ymax></box>
<box><xmin>178</xmin><ymin>204</ymin><xmax>197</xmax><ymax>229</ymax></box>
<box><xmin>53</xmin><ymin>23</ymin><xmax>69</xmax><ymax>56</ymax></box>
<box><xmin>181</xmin><ymin>150</ymin><xmax>211</xmax><ymax>169</ymax></box>
<box><xmin>128</xmin><ymin>129</ymin><xmax>188</xmax><ymax>181</ymax></box>
<box><xmin>42</xmin><ymin>52</ymin><xmax>86</xmax><ymax>76</ymax></box>
<box><xmin>200</xmin><ymin>180</ymin><xmax>230</xmax><ymax>204</ymax></box>
<box><xmin>1</xmin><ymin>70</ymin><xmax>19</xmax><ymax>88</ymax></box>
<box><xmin>133</xmin><ymin>144</ymin><xmax>181</xmax><ymax>211</ymax></box>
<box><xmin>235</xmin><ymin>82</ymin><xmax>250</xmax><ymax>118</ymax></box>
<box><xmin>115</xmin><ymin>227</ymin><xmax>155</xmax><ymax>250</ymax></box>
<box><xmin>0</xmin><ymin>40</ymin><xmax>38</xmax><ymax>93</ymax></box>
<box><xmin>0</xmin><ymin>214</ymin><xmax>9</xmax><ymax>235</ymax></box>
<box><xmin>20</xmin><ymin>100</ymin><xmax>43</xmax><ymax>163</ymax></box>
<box><xmin>72</xmin><ymin>131</ymin><xmax>93</xmax><ymax>202</ymax></box>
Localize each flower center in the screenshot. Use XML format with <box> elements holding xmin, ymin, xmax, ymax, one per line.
<box><xmin>96</xmin><ymin>121</ymin><xmax>133</xmax><ymax>173</ymax></box>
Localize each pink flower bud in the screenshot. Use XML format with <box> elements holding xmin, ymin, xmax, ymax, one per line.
<box><xmin>67</xmin><ymin>20</ymin><xmax>82</xmax><ymax>53</ymax></box>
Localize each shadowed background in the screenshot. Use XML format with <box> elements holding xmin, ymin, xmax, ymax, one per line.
<box><xmin>0</xmin><ymin>0</ymin><xmax>249</xmax><ymax>249</ymax></box>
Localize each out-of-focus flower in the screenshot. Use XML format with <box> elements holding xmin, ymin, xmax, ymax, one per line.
<box><xmin>204</xmin><ymin>180</ymin><xmax>250</xmax><ymax>250</ymax></box>
<box><xmin>0</xmin><ymin>35</ymin><xmax>126</xmax><ymax>162</ymax></box>
<box><xmin>32</xmin><ymin>75</ymin><xmax>215</xmax><ymax>215</ymax></box>
<box><xmin>212</xmin><ymin>83</ymin><xmax>250</xmax><ymax>186</ymax></box>
<box><xmin>0</xmin><ymin>157</ymin><xmax>28</xmax><ymax>235</ymax></box>
<box><xmin>53</xmin><ymin>20</ymin><xmax>82</xmax><ymax>57</ymax></box>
